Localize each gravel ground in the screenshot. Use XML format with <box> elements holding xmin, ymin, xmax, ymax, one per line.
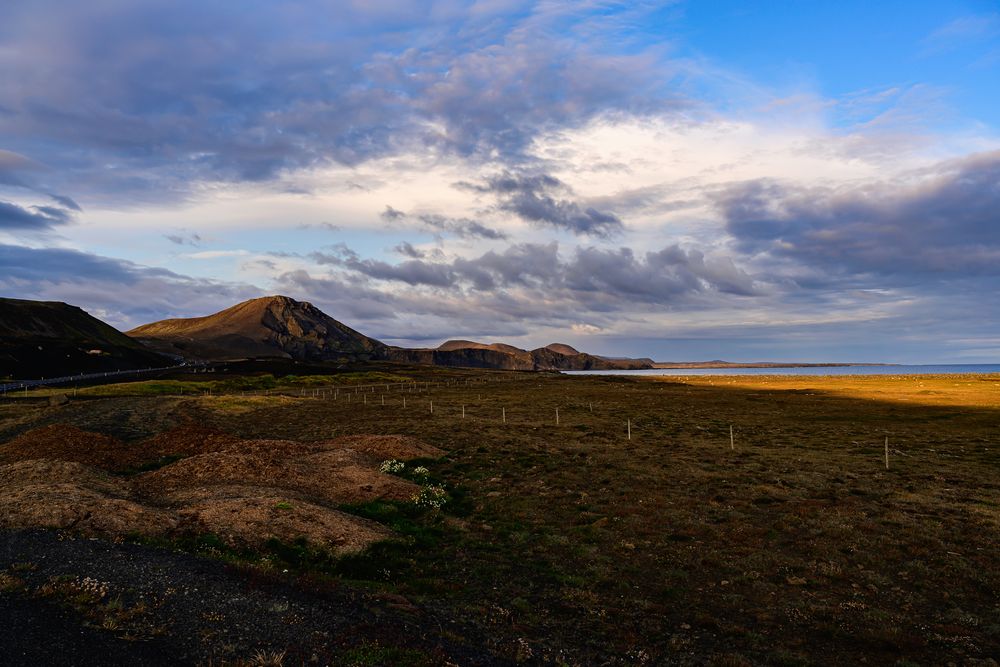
<box><xmin>0</xmin><ymin>529</ymin><xmax>509</xmax><ymax>666</ymax></box>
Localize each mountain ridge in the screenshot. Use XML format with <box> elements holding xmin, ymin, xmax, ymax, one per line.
<box><xmin>130</xmin><ymin>296</ymin><xmax>653</xmax><ymax>370</ymax></box>
<box><xmin>0</xmin><ymin>297</ymin><xmax>169</xmax><ymax>378</ymax></box>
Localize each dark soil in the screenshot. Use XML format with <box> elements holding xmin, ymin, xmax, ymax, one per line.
<box><xmin>0</xmin><ymin>528</ymin><xmax>509</xmax><ymax>666</ymax></box>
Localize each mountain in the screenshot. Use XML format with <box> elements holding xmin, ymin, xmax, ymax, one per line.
<box><xmin>0</xmin><ymin>298</ymin><xmax>169</xmax><ymax>379</ymax></box>
<box><xmin>129</xmin><ymin>296</ymin><xmax>653</xmax><ymax>370</ymax></box>
<box><xmin>128</xmin><ymin>296</ymin><xmax>386</xmax><ymax>362</ymax></box>
<box><xmin>385</xmin><ymin>339</ymin><xmax>652</xmax><ymax>371</ymax></box>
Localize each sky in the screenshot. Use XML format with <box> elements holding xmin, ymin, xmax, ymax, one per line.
<box><xmin>1</xmin><ymin>1</ymin><xmax>999</xmax><ymax>363</ymax></box>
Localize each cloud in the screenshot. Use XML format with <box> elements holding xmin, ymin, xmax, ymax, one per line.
<box><xmin>296</xmin><ymin>222</ymin><xmax>343</xmax><ymax>232</ymax></box>
<box><xmin>393</xmin><ymin>241</ymin><xmax>425</xmax><ymax>258</ymax></box>
<box><xmin>47</xmin><ymin>193</ymin><xmax>82</xmax><ymax>212</ymax></box>
<box><xmin>923</xmin><ymin>13</ymin><xmax>1000</xmax><ymax>54</ymax></box>
<box><xmin>0</xmin><ymin>2</ymin><xmax>676</xmax><ymax>202</ymax></box>
<box><xmin>0</xmin><ymin>243</ymin><xmax>260</xmax><ymax>329</ymax></box>
<box><xmin>564</xmin><ymin>245</ymin><xmax>759</xmax><ymax>298</ymax></box>
<box><xmin>269</xmin><ymin>238</ymin><xmax>770</xmax><ymax>348</ymax></box>
<box><xmin>309</xmin><ymin>240</ymin><xmax>760</xmax><ymax>301</ymax></box>
<box><xmin>185</xmin><ymin>250</ymin><xmax>250</xmax><ymax>260</ymax></box>
<box><xmin>0</xmin><ymin>149</ymin><xmax>39</xmax><ymax>187</ymax></box>
<box><xmin>0</xmin><ymin>243</ymin><xmax>154</xmax><ymax>283</ymax></box>
<box><xmin>716</xmin><ymin>150</ymin><xmax>1000</xmax><ymax>280</ymax></box>
<box><xmin>457</xmin><ymin>171</ymin><xmax>623</xmax><ymax>236</ymax></box>
<box><xmin>311</xmin><ymin>245</ymin><xmax>456</xmax><ymax>287</ymax></box>
<box><xmin>0</xmin><ymin>200</ymin><xmax>75</xmax><ymax>230</ymax></box>
<box><xmin>164</xmin><ymin>232</ymin><xmax>201</xmax><ymax>246</ymax></box>
<box><xmin>416</xmin><ymin>214</ymin><xmax>508</xmax><ymax>240</ymax></box>
<box><xmin>0</xmin><ymin>148</ymin><xmax>82</xmax><ymax>221</ymax></box>
<box><xmin>380</xmin><ymin>205</ymin><xmax>406</xmax><ymax>221</ymax></box>
<box><xmin>379</xmin><ymin>203</ymin><xmax>507</xmax><ymax>239</ymax></box>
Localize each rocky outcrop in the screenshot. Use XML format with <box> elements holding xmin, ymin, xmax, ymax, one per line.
<box><xmin>386</xmin><ymin>340</ymin><xmax>653</xmax><ymax>370</ymax></box>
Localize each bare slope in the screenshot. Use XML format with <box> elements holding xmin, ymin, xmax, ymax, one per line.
<box><xmin>0</xmin><ymin>297</ymin><xmax>168</xmax><ymax>378</ymax></box>
<box><xmin>129</xmin><ymin>295</ymin><xmax>386</xmax><ymax>362</ymax></box>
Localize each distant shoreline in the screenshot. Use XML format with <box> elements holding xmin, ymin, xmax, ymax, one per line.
<box><xmin>648</xmin><ymin>361</ymin><xmax>894</xmax><ymax>369</ymax></box>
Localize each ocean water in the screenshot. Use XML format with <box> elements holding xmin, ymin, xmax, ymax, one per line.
<box><xmin>563</xmin><ymin>364</ymin><xmax>1000</xmax><ymax>377</ymax></box>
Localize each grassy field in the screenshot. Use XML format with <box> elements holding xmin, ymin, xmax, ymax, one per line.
<box><xmin>1</xmin><ymin>370</ymin><xmax>998</xmax><ymax>665</ymax></box>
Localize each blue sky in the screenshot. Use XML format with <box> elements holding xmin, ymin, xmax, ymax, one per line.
<box><xmin>1</xmin><ymin>1</ymin><xmax>998</xmax><ymax>363</ymax></box>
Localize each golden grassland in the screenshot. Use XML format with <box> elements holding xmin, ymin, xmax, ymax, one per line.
<box><xmin>672</xmin><ymin>373</ymin><xmax>1000</xmax><ymax>409</ymax></box>
<box><xmin>1</xmin><ymin>370</ymin><xmax>998</xmax><ymax>665</ymax></box>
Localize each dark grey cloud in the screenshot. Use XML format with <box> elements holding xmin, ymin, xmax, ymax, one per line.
<box><xmin>0</xmin><ymin>243</ymin><xmax>260</xmax><ymax>329</ymax></box>
<box><xmin>457</xmin><ymin>171</ymin><xmax>623</xmax><ymax>236</ymax></box>
<box><xmin>0</xmin><ymin>2</ymin><xmax>675</xmax><ymax>201</ymax></box>
<box><xmin>393</xmin><ymin>242</ymin><xmax>425</xmax><ymax>259</ymax></box>
<box><xmin>309</xmin><ymin>240</ymin><xmax>759</xmax><ymax>303</ymax></box>
<box><xmin>296</xmin><ymin>222</ymin><xmax>343</xmax><ymax>232</ymax></box>
<box><xmin>270</xmin><ymin>238</ymin><xmax>768</xmax><ymax>349</ymax></box>
<box><xmin>311</xmin><ymin>245</ymin><xmax>455</xmax><ymax>288</ymax></box>
<box><xmin>0</xmin><ymin>200</ymin><xmax>75</xmax><ymax>230</ymax></box>
<box><xmin>380</xmin><ymin>204</ymin><xmax>507</xmax><ymax>240</ymax></box>
<box><xmin>416</xmin><ymin>214</ymin><xmax>508</xmax><ymax>240</ymax></box>
<box><xmin>0</xmin><ymin>244</ymin><xmax>149</xmax><ymax>283</ymax></box>
<box><xmin>0</xmin><ymin>149</ymin><xmax>82</xmax><ymax>223</ymax></box>
<box><xmin>47</xmin><ymin>193</ymin><xmax>82</xmax><ymax>212</ymax></box>
<box><xmin>564</xmin><ymin>245</ymin><xmax>759</xmax><ymax>298</ymax></box>
<box><xmin>717</xmin><ymin>150</ymin><xmax>1000</xmax><ymax>279</ymax></box>
<box><xmin>164</xmin><ymin>232</ymin><xmax>201</xmax><ymax>246</ymax></box>
<box><xmin>379</xmin><ymin>206</ymin><xmax>507</xmax><ymax>241</ymax></box>
<box><xmin>380</xmin><ymin>206</ymin><xmax>406</xmax><ymax>221</ymax></box>
<box><xmin>450</xmin><ymin>242</ymin><xmax>562</xmax><ymax>290</ymax></box>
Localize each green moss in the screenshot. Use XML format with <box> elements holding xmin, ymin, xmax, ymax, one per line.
<box><xmin>339</xmin><ymin>641</ymin><xmax>436</xmax><ymax>667</ymax></box>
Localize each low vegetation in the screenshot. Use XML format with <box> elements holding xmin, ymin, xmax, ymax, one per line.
<box><xmin>1</xmin><ymin>370</ymin><xmax>997</xmax><ymax>664</ymax></box>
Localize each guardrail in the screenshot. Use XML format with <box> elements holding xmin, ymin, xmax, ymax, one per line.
<box><xmin>0</xmin><ymin>363</ymin><xmax>204</xmax><ymax>393</ymax></box>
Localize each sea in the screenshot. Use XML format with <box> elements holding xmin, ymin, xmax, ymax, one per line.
<box><xmin>562</xmin><ymin>364</ymin><xmax>1000</xmax><ymax>377</ymax></box>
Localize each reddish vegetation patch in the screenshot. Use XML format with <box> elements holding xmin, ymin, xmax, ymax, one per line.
<box><xmin>0</xmin><ymin>425</ymin><xmax>141</xmax><ymax>471</ymax></box>
<box><xmin>177</xmin><ymin>496</ymin><xmax>391</xmax><ymax>551</ymax></box>
<box><xmin>320</xmin><ymin>434</ymin><xmax>445</xmax><ymax>460</ymax></box>
<box><xmin>136</xmin><ymin>448</ymin><xmax>419</xmax><ymax>505</ymax></box>
<box><xmin>0</xmin><ymin>424</ymin><xmax>444</xmax><ymax>553</ymax></box>
<box><xmin>136</xmin><ymin>424</ymin><xmax>246</xmax><ymax>458</ymax></box>
<box><xmin>0</xmin><ymin>459</ymin><xmax>177</xmax><ymax>537</ymax></box>
<box><xmin>289</xmin><ymin>450</ymin><xmax>420</xmax><ymax>503</ymax></box>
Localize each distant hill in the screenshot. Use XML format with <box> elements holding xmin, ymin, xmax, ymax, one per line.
<box><xmin>0</xmin><ymin>298</ymin><xmax>169</xmax><ymax>379</ymax></box>
<box><xmin>386</xmin><ymin>339</ymin><xmax>652</xmax><ymax>371</ymax></box>
<box><xmin>129</xmin><ymin>296</ymin><xmax>386</xmax><ymax>362</ymax></box>
<box><xmin>543</xmin><ymin>343</ymin><xmax>580</xmax><ymax>356</ymax></box>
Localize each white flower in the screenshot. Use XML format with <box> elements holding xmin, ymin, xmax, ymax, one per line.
<box><xmin>379</xmin><ymin>459</ymin><xmax>405</xmax><ymax>474</ymax></box>
<box><xmin>412</xmin><ymin>484</ymin><xmax>448</xmax><ymax>509</ymax></box>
